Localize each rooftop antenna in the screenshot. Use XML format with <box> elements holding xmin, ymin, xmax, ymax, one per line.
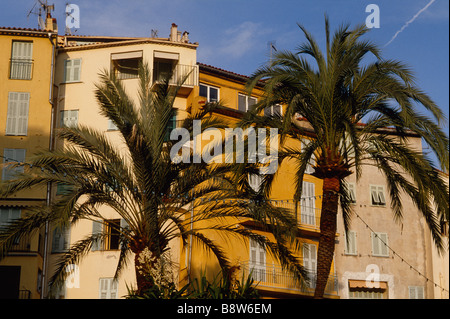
<box><xmin>27</xmin><ymin>0</ymin><xmax>54</xmax><ymax>30</ymax></box>
<box><xmin>268</xmin><ymin>40</ymin><xmax>277</xmax><ymax>65</ymax></box>
<box><xmin>151</xmin><ymin>29</ymin><xmax>159</xmax><ymax>38</ymax></box>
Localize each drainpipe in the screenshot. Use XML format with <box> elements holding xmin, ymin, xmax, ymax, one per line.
<box><xmin>41</xmin><ymin>31</ymin><xmax>57</xmax><ymax>299</ymax></box>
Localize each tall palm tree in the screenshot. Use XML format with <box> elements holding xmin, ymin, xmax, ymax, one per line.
<box><xmin>0</xmin><ymin>62</ymin><xmax>305</xmax><ymax>296</ymax></box>
<box><xmin>244</xmin><ymin>17</ymin><xmax>449</xmax><ymax>298</ymax></box>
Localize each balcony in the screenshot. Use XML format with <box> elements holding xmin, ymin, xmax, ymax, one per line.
<box><xmin>9</xmin><ymin>59</ymin><xmax>33</xmax><ymax>80</ymax></box>
<box><xmin>239</xmin><ymin>261</ymin><xmax>339</xmax><ymax>297</ymax></box>
<box><xmin>153</xmin><ymin>62</ymin><xmax>198</xmax><ymax>96</ymax></box>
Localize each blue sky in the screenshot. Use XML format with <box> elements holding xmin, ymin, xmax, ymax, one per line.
<box><xmin>1</xmin><ymin>0</ymin><xmax>449</xmax><ymax>168</ymax></box>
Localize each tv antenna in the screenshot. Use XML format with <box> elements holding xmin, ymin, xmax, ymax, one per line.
<box><xmin>27</xmin><ymin>0</ymin><xmax>54</xmax><ymax>30</ymax></box>
<box><xmin>268</xmin><ymin>40</ymin><xmax>277</xmax><ymax>64</ymax></box>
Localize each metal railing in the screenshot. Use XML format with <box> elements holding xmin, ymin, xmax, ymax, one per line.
<box><xmin>240</xmin><ymin>261</ymin><xmax>339</xmax><ymax>296</ymax></box>
<box><xmin>153</xmin><ymin>63</ymin><xmax>198</xmax><ymax>87</ymax></box>
<box><xmin>10</xmin><ymin>59</ymin><xmax>33</xmax><ymax>80</ymax></box>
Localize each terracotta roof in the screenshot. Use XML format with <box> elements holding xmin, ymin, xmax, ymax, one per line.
<box><xmin>0</xmin><ymin>26</ymin><xmax>57</xmax><ymax>37</ymax></box>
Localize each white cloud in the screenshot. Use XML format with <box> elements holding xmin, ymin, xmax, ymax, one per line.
<box><xmin>199</xmin><ymin>21</ymin><xmax>272</xmax><ymax>63</ymax></box>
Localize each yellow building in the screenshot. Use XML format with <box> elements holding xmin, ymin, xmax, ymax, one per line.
<box><xmin>0</xmin><ymin>15</ymin><xmax>58</xmax><ymax>299</ymax></box>
<box><xmin>47</xmin><ymin>23</ymin><xmax>199</xmax><ymax>299</ymax></box>
<box><xmin>180</xmin><ymin>63</ymin><xmax>338</xmax><ymax>298</ymax></box>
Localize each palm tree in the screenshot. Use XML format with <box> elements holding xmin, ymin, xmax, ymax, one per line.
<box><xmin>0</xmin><ymin>62</ymin><xmax>305</xmax><ymax>296</ymax></box>
<box><xmin>244</xmin><ymin>17</ymin><xmax>449</xmax><ymax>298</ymax></box>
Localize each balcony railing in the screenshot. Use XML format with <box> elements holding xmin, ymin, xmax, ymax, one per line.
<box><xmin>153</xmin><ymin>63</ymin><xmax>198</xmax><ymax>87</ymax></box>
<box><xmin>10</xmin><ymin>59</ymin><xmax>33</xmax><ymax>80</ymax></box>
<box><xmin>240</xmin><ymin>261</ymin><xmax>338</xmax><ymax>296</ymax></box>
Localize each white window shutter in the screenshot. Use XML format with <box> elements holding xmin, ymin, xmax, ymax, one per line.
<box><xmin>378</xmin><ymin>186</ymin><xmax>386</xmax><ymax>205</ymax></box>
<box><xmin>379</xmin><ymin>233</ymin><xmax>389</xmax><ymax>256</ymax></box>
<box><xmin>17</xmin><ymin>93</ymin><xmax>30</xmax><ymax>135</ymax></box>
<box><xmin>301</xmin><ymin>138</ymin><xmax>314</xmax><ymax>174</ymax></box>
<box><xmin>6</xmin><ymin>92</ymin><xmax>18</xmax><ymax>135</ymax></box>
<box><xmin>371</xmin><ymin>232</ymin><xmax>380</xmax><ymax>256</ymax></box>
<box><xmin>249</xmin><ymin>239</ymin><xmax>266</xmax><ymax>281</ymax></box>
<box><xmin>92</xmin><ymin>221</ymin><xmax>103</xmax><ymax>251</ymax></box>
<box><xmin>72</xmin><ymin>59</ymin><xmax>81</xmax><ymax>82</ymax></box>
<box><xmin>345</xmin><ymin>231</ymin><xmax>357</xmax><ymax>255</ymax></box>
<box><xmin>99</xmin><ymin>278</ymin><xmax>109</xmax><ymax>299</ymax></box>
<box><xmin>301</xmin><ymin>181</ymin><xmax>315</xmax><ymax>225</ymax></box>
<box><xmin>248</xmin><ymin>173</ymin><xmax>262</xmax><ymax>192</ymax></box>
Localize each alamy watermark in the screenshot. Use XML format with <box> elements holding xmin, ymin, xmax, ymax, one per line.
<box><xmin>366</xmin><ymin>4</ymin><xmax>380</xmax><ymax>29</ymax></box>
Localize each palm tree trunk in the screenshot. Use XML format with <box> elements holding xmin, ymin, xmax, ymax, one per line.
<box><xmin>314</xmin><ymin>176</ymin><xmax>340</xmax><ymax>299</ymax></box>
<box><xmin>134</xmin><ymin>249</ymin><xmax>155</xmax><ymax>295</ymax></box>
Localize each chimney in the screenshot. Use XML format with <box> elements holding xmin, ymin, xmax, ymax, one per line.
<box><xmin>181</xmin><ymin>31</ymin><xmax>189</xmax><ymax>43</ymax></box>
<box><xmin>170</xmin><ymin>23</ymin><xmax>178</xmax><ymax>42</ymax></box>
<box><xmin>45</xmin><ymin>9</ymin><xmax>58</xmax><ymax>32</ymax></box>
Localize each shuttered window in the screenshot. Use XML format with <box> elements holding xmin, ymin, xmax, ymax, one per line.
<box><xmin>303</xmin><ymin>243</ymin><xmax>317</xmax><ymax>288</ymax></box>
<box><xmin>0</xmin><ymin>208</ymin><xmax>21</xmax><ymax>227</ymax></box>
<box><xmin>6</xmin><ymin>92</ymin><xmax>30</xmax><ymax>136</ymax></box>
<box><xmin>347</xmin><ymin>182</ymin><xmax>357</xmax><ymax>204</ymax></box>
<box><xmin>91</xmin><ymin>220</ymin><xmax>104</xmax><ymax>251</ymax></box>
<box><xmin>60</xmin><ymin>110</ymin><xmax>78</xmax><ymax>128</ymax></box>
<box><xmin>2</xmin><ymin>149</ymin><xmax>26</xmax><ymax>181</ymax></box>
<box><xmin>371</xmin><ymin>232</ymin><xmax>389</xmax><ymax>257</ymax></box>
<box><xmin>64</xmin><ymin>59</ymin><xmax>81</xmax><ymax>82</ymax></box>
<box><xmin>52</xmin><ymin>227</ymin><xmax>70</xmax><ymax>253</ymax></box>
<box><xmin>263</xmin><ymin>104</ymin><xmax>282</xmax><ymax>117</ymax></box>
<box><xmin>408</xmin><ymin>286</ymin><xmax>424</xmax><ymax>299</ymax></box>
<box><xmin>345</xmin><ymin>230</ymin><xmax>357</xmax><ymax>255</ymax></box>
<box><xmin>370</xmin><ymin>185</ymin><xmax>386</xmax><ymax>206</ymax></box>
<box><xmin>300</xmin><ymin>138</ymin><xmax>315</xmax><ymax>174</ymax></box>
<box><xmin>99</xmin><ymin>278</ymin><xmax>118</xmax><ymax>299</ymax></box>
<box><xmin>248</xmin><ymin>173</ymin><xmax>263</xmax><ymax>192</ymax></box>
<box><xmin>300</xmin><ymin>181</ymin><xmax>316</xmax><ymax>225</ymax></box>
<box><xmin>237</xmin><ymin>93</ymin><xmax>256</xmax><ymax>112</ymax></box>
<box><xmin>249</xmin><ymin>238</ymin><xmax>266</xmax><ymax>282</ymax></box>
<box><xmin>10</xmin><ymin>41</ymin><xmax>33</xmax><ymax>80</ymax></box>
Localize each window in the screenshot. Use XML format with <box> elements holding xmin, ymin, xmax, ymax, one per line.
<box><xmin>64</xmin><ymin>59</ymin><xmax>81</xmax><ymax>83</ymax></box>
<box><xmin>0</xmin><ymin>208</ymin><xmax>21</xmax><ymax>228</ymax></box>
<box><xmin>60</xmin><ymin>110</ymin><xmax>78</xmax><ymax>128</ymax></box>
<box><xmin>249</xmin><ymin>238</ymin><xmax>266</xmax><ymax>282</ymax></box>
<box><xmin>164</xmin><ymin>115</ymin><xmax>177</xmax><ymax>142</ymax></box>
<box><xmin>200</xmin><ymin>84</ymin><xmax>219</xmax><ymax>102</ymax></box>
<box><xmin>300</xmin><ymin>138</ymin><xmax>315</xmax><ymax>174</ymax></box>
<box><xmin>2</xmin><ymin>149</ymin><xmax>26</xmax><ymax>181</ymax></box>
<box><xmin>92</xmin><ymin>219</ymin><xmax>127</xmax><ymax>251</ymax></box>
<box><xmin>238</xmin><ymin>93</ymin><xmax>256</xmax><ymax>112</ymax></box>
<box><xmin>370</xmin><ymin>185</ymin><xmax>386</xmax><ymax>206</ymax></box>
<box><xmin>346</xmin><ymin>182</ymin><xmax>356</xmax><ymax>204</ymax></box>
<box><xmin>0</xmin><ymin>208</ymin><xmax>21</xmax><ymax>244</ymax></box>
<box><xmin>107</xmin><ymin>119</ymin><xmax>118</xmax><ymax>131</ymax></box>
<box><xmin>371</xmin><ymin>232</ymin><xmax>389</xmax><ymax>257</ymax></box>
<box><xmin>408</xmin><ymin>286</ymin><xmax>424</xmax><ymax>299</ymax></box>
<box><xmin>6</xmin><ymin>92</ymin><xmax>30</xmax><ymax>136</ymax></box>
<box><xmin>111</xmin><ymin>51</ymin><xmax>142</xmax><ymax>80</ymax></box>
<box><xmin>300</xmin><ymin>181</ymin><xmax>316</xmax><ymax>226</ymax></box>
<box><xmin>99</xmin><ymin>278</ymin><xmax>118</xmax><ymax>299</ymax></box>
<box><xmin>264</xmin><ymin>104</ymin><xmax>282</xmax><ymax>117</ymax></box>
<box><xmin>303</xmin><ymin>243</ymin><xmax>317</xmax><ymax>288</ymax></box>
<box><xmin>10</xmin><ymin>41</ymin><xmax>33</xmax><ymax>80</ymax></box>
<box><xmin>51</xmin><ymin>227</ymin><xmax>70</xmax><ymax>253</ymax></box>
<box><xmin>344</xmin><ymin>230</ymin><xmax>357</xmax><ymax>255</ymax></box>
<box><xmin>248</xmin><ymin>173</ymin><xmax>263</xmax><ymax>192</ymax></box>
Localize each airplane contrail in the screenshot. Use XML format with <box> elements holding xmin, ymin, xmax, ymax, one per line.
<box><xmin>385</xmin><ymin>0</ymin><xmax>436</xmax><ymax>47</ymax></box>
